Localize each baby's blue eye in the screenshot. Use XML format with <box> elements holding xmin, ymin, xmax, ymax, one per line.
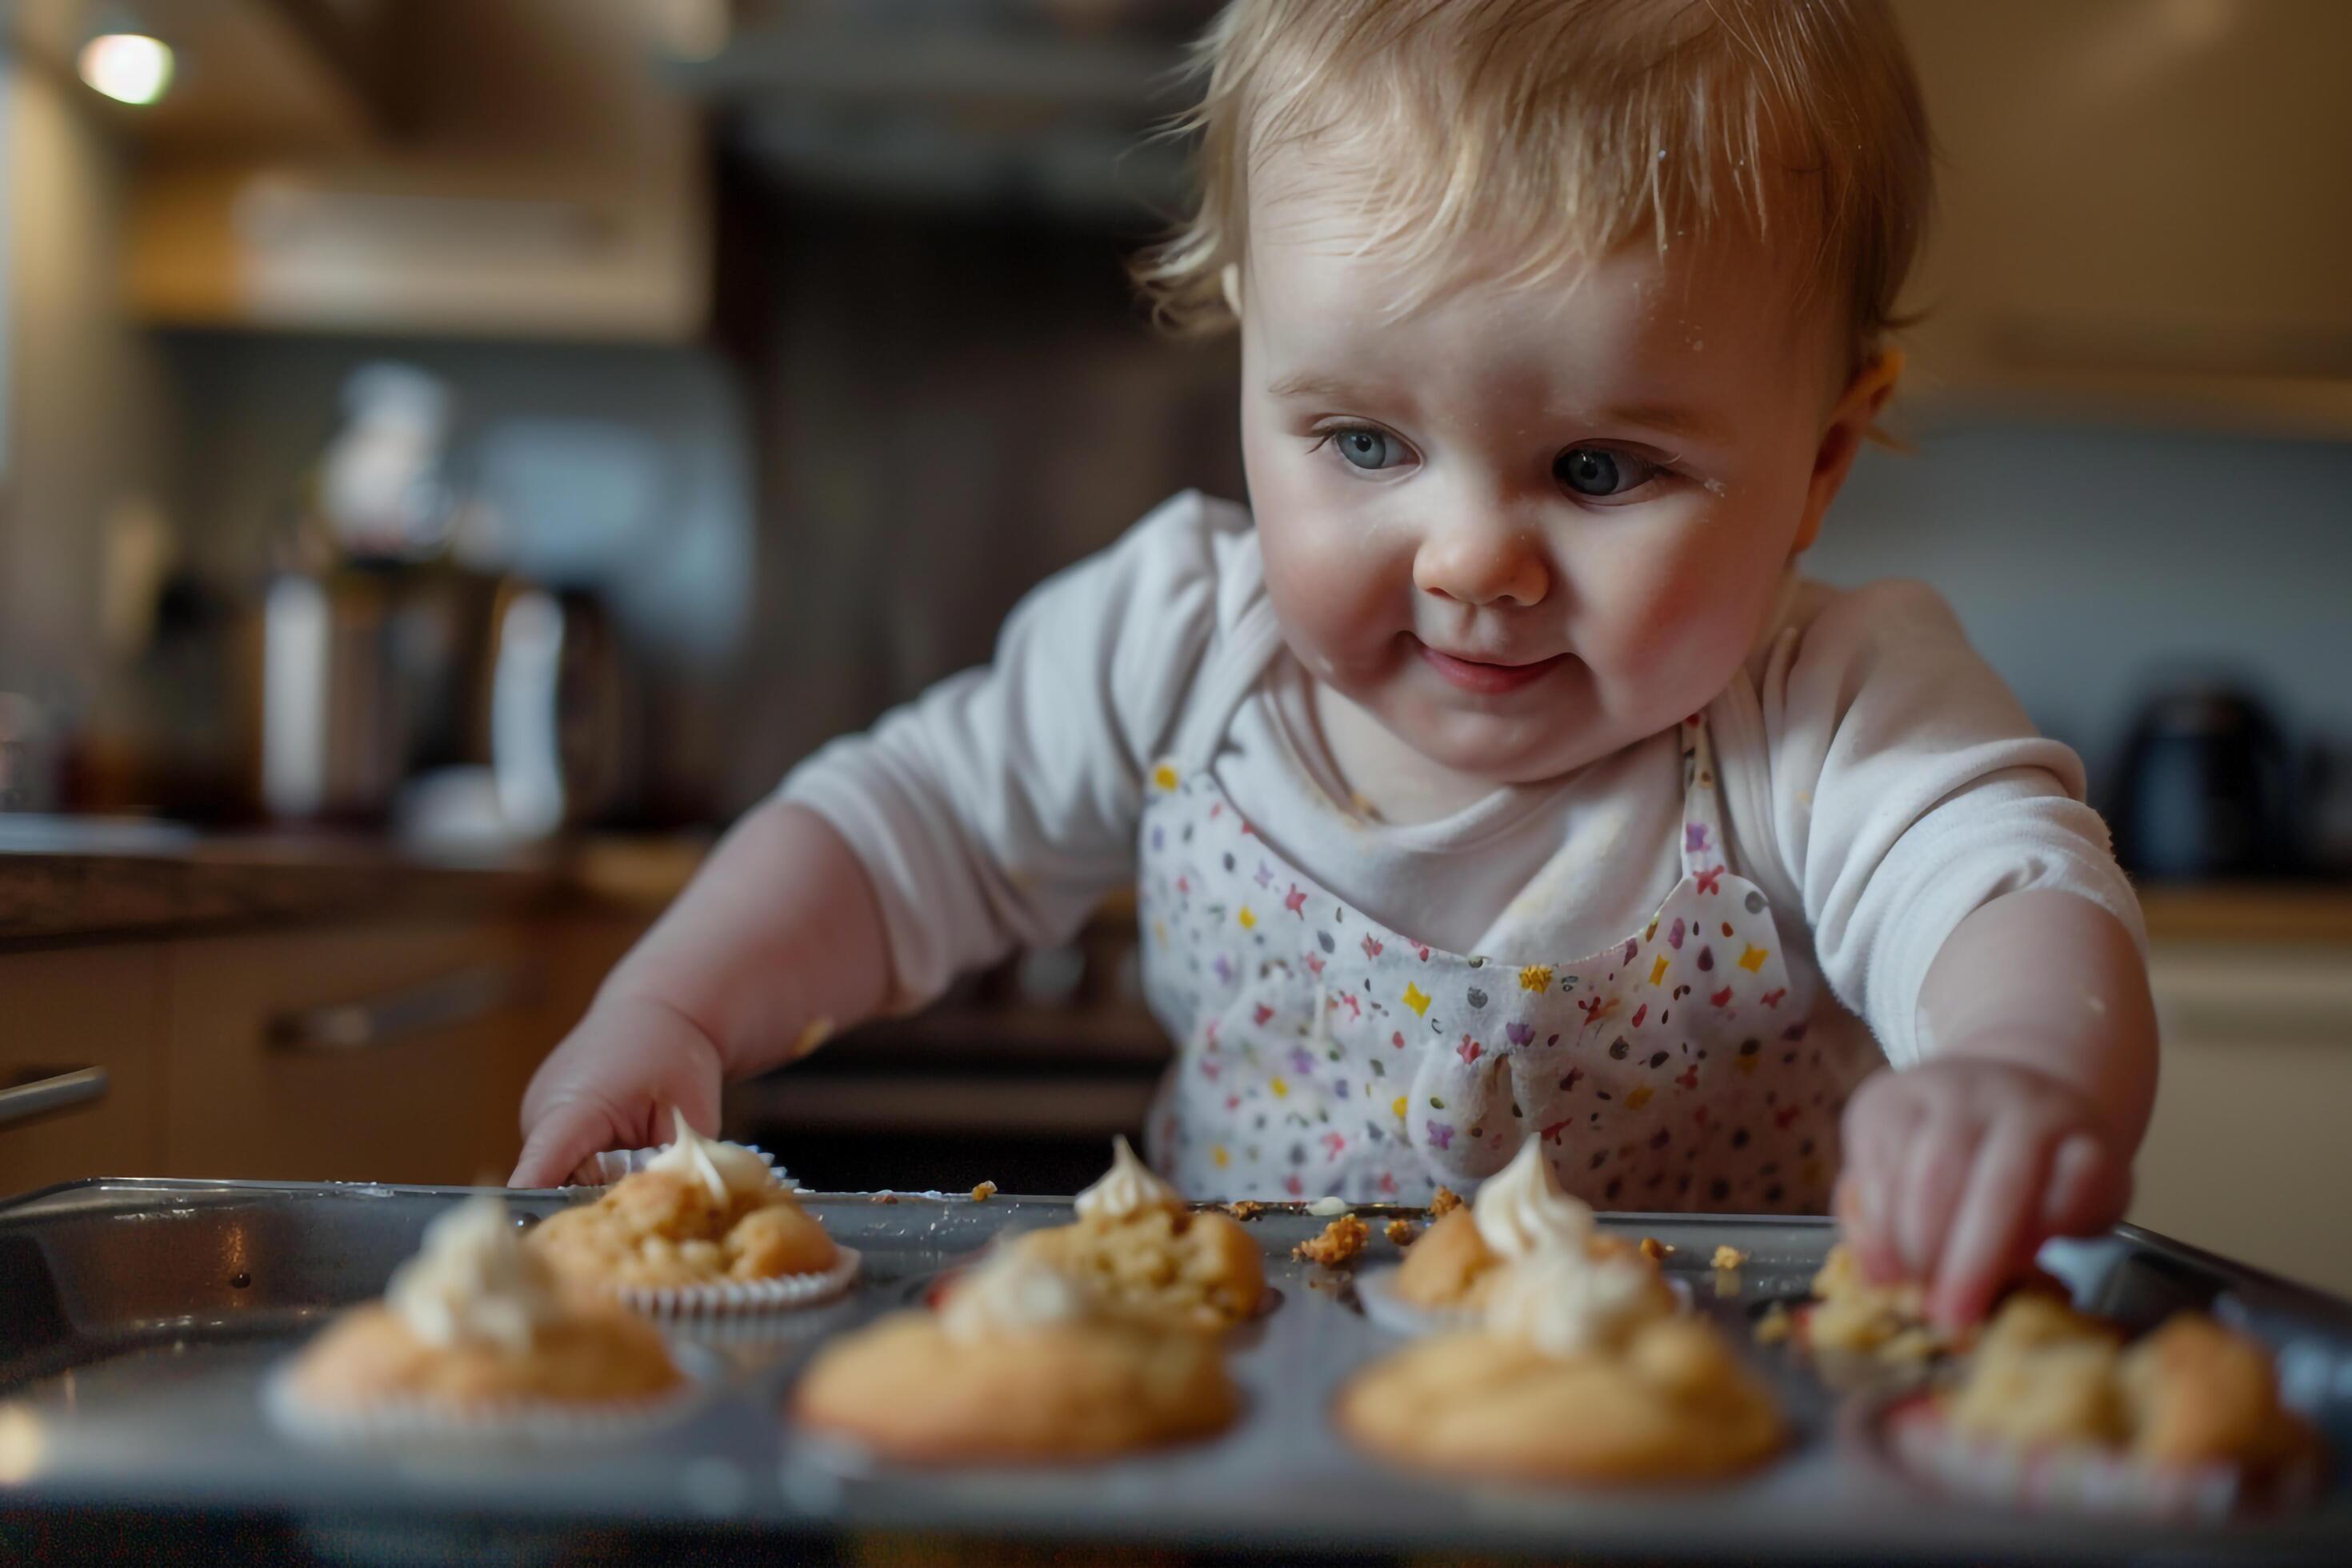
<box><xmin>1334</xmin><ymin>428</ymin><xmax>1406</xmax><ymax>470</ymax></box>
<box><xmin>1555</xmin><ymin>447</ymin><xmax>1655</xmax><ymax>497</ymax></box>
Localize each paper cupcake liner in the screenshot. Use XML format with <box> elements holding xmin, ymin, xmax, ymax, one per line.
<box><xmin>1354</xmin><ymin>1265</ymin><xmax>1482</xmax><ymax>1337</ymax></box>
<box><xmin>1878</xmin><ymin>1394</ymin><xmax>2317</xmax><ymax>1522</ymax></box>
<box><xmin>566</xmin><ymin>1142</ymin><xmax>792</xmax><ymax>1190</ymax></box>
<box><xmin>1356</xmin><ymin>1265</ymin><xmax>1692</xmax><ymax>1338</ymax></box>
<box><xmin>261</xmin><ymin>1360</ymin><xmax>704</xmax><ymax>1450</ymax></box>
<box><xmin>604</xmin><ymin>1246</ymin><xmax>863</xmax><ymax>1319</ymax></box>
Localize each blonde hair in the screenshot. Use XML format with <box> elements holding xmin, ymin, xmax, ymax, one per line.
<box><xmin>1134</xmin><ymin>0</ymin><xmax>1932</xmax><ymax>378</ymax></box>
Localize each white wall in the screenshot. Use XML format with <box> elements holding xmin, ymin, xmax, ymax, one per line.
<box><xmin>1810</xmin><ymin>415</ymin><xmax>2352</xmax><ymax>796</ymax></box>
<box><xmin>0</xmin><ymin>53</ymin><xmax>175</xmax><ymax>717</ymax></box>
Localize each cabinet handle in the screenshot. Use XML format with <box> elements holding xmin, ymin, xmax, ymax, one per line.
<box><xmin>0</xmin><ymin>1066</ymin><xmax>109</xmax><ymax>1129</ymax></box>
<box><xmin>269</xmin><ymin>963</ymin><xmax>534</xmax><ymax>1054</ymax></box>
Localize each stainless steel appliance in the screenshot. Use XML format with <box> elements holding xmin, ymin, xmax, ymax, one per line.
<box><xmin>257</xmin><ymin>565</ymin><xmax>500</xmax><ymax>822</ymax></box>
<box><xmin>254</xmin><ymin>567</ymin><xmax>632</xmax><ymax>834</ymax></box>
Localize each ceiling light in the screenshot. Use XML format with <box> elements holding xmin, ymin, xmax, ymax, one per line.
<box><xmin>78</xmin><ymin>33</ymin><xmax>176</xmax><ymax>106</ymax></box>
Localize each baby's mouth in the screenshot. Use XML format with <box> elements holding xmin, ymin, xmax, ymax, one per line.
<box><xmin>1412</xmin><ymin>639</ymin><xmax>1570</xmax><ymax>696</ymax></box>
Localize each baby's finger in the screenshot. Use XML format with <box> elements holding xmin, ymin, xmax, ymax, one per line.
<box><xmin>1926</xmin><ymin>1118</ymin><xmax>2054</xmax><ymax>1329</ymax></box>
<box><xmin>1839</xmin><ymin>1087</ymin><xmax>1917</xmax><ymax>1282</ymax></box>
<box><xmin>1837</xmin><ymin>1170</ymin><xmax>1902</xmax><ymax>1285</ymax></box>
<box><xmin>2042</xmin><ymin>1132</ymin><xmax>2133</xmax><ymax>1235</ymax></box>
<box><xmin>510</xmin><ymin>1102</ymin><xmax>618</xmax><ymax>1189</ymax></box>
<box><xmin>1894</xmin><ymin>1113</ymin><xmax>1979</xmax><ymax>1282</ymax></box>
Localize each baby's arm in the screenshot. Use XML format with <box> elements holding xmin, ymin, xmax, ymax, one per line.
<box><xmin>510</xmin><ymin>492</ymin><xmax>1238</xmax><ymax>1187</ymax></box>
<box><xmin>1753</xmin><ymin>580</ymin><xmax>2158</xmax><ymax>1327</ymax></box>
<box><xmin>1838</xmin><ymin>888</ymin><xmax>2158</xmax><ymax>1328</ymax></box>
<box><xmin>510</xmin><ymin>800</ymin><xmax>890</xmax><ymax>1186</ymax></box>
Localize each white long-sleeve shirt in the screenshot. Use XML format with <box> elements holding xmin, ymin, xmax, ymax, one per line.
<box><xmin>783</xmin><ymin>490</ymin><xmax>2143</xmax><ymax>1070</ymax></box>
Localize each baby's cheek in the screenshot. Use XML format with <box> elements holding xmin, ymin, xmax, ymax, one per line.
<box><xmin>1582</xmin><ymin>539</ymin><xmax>1758</xmax><ymax>705</ymax></box>
<box><xmin>1259</xmin><ymin>511</ymin><xmax>1405</xmax><ymax>669</ymax></box>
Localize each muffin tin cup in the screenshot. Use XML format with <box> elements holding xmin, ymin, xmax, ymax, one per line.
<box><xmin>607</xmin><ymin>1246</ymin><xmax>864</xmax><ymax>1319</ymax></box>
<box><xmin>259</xmin><ymin>1361</ymin><xmax>708</xmax><ymax>1450</ymax></box>
<box><xmin>1870</xmin><ymin>1390</ymin><xmax>2322</xmax><ymax>1523</ymax></box>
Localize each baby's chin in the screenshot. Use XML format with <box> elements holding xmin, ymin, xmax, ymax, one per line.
<box><xmin>1370</xmin><ymin>686</ymin><xmax>1642</xmax><ymax>787</ymax></box>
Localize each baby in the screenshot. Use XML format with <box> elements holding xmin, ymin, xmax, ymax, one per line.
<box><xmin>515</xmin><ymin>0</ymin><xmax>2157</xmax><ymax>1330</ymax></box>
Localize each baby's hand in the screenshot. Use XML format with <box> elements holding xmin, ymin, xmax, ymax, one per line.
<box><xmin>1837</xmin><ymin>1055</ymin><xmax>2133</xmax><ymax>1330</ymax></box>
<box><xmin>510</xmin><ymin>993</ymin><xmax>726</xmax><ymax>1188</ymax></box>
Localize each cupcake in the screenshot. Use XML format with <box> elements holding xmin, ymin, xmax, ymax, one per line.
<box><xmin>1003</xmin><ymin>1137</ymin><xmax>1264</xmax><ymax>1331</ymax></box>
<box><xmin>530</xmin><ymin>1112</ymin><xmax>857</xmax><ymax>1314</ymax></box>
<box><xmin>1769</xmin><ymin>1243</ymin><xmax>2070</xmax><ymax>1366</ymax></box>
<box><xmin>1790</xmin><ymin>1243</ymin><xmax>1946</xmax><ymax>1362</ymax></box>
<box><xmin>791</xmin><ymin>1243</ymin><xmax>1240</xmax><ymax>1463</ymax></box>
<box><xmin>1339</xmin><ymin>1242</ymin><xmax>1784</xmax><ymax>1484</ymax></box>
<box><xmin>274</xmin><ymin>1194</ymin><xmax>685</xmax><ymax>1440</ymax></box>
<box><xmin>1370</xmin><ymin>1139</ymin><xmax>1666</xmax><ymax>1330</ymax></box>
<box><xmin>1886</xmin><ymin>1294</ymin><xmax>2318</xmax><ymax>1518</ymax></box>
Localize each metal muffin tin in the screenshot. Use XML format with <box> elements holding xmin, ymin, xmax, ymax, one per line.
<box><xmin>0</xmin><ymin>1177</ymin><xmax>2346</xmax><ymax>1563</ymax></box>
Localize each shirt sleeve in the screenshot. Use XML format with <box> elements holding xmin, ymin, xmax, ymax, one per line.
<box><xmin>1755</xmin><ymin>580</ymin><xmax>2146</xmax><ymax>1069</ymax></box>
<box><xmin>778</xmin><ymin>491</ymin><xmax>1237</xmax><ymax>1012</ymax></box>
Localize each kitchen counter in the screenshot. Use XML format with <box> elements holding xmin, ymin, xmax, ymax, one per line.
<box><xmin>0</xmin><ymin>825</ymin><xmax>707</xmax><ymax>948</ymax></box>
<box><xmin>2139</xmin><ymin>883</ymin><xmax>2352</xmax><ymax>946</ymax></box>
<box><xmin>6</xmin><ymin>822</ymin><xmax>2342</xmax><ymax>950</ymax></box>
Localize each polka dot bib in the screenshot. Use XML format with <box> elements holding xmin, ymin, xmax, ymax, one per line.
<box><xmin>1134</xmin><ymin>602</ymin><xmax>1866</xmax><ymax>1210</ymax></box>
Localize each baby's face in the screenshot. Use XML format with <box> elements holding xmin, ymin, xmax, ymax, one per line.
<box><xmin>1238</xmin><ymin>174</ymin><xmax>1882</xmax><ymax>785</ymax></box>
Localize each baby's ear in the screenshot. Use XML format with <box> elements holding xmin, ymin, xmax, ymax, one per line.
<box><xmin>1219</xmin><ymin>262</ymin><xmax>1244</xmax><ymax>318</ymax></box>
<box><xmin>1793</xmin><ymin>346</ymin><xmax>1906</xmax><ymax>554</ymax></box>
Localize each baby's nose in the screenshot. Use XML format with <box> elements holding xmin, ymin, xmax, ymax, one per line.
<box><xmin>1413</xmin><ymin>523</ymin><xmax>1550</xmax><ymax>608</ymax></box>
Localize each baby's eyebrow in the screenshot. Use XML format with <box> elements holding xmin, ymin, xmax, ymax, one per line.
<box><xmin>1266</xmin><ymin>370</ymin><xmax>1372</xmax><ymax>401</ymax></box>
<box><xmin>1584</xmin><ymin>400</ymin><xmax>1736</xmax><ymax>447</ymax></box>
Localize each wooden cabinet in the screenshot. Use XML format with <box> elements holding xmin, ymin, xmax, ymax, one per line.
<box><xmin>1894</xmin><ymin>0</ymin><xmax>2352</xmax><ymax>435</ymax></box>
<box><xmin>118</xmin><ymin>0</ymin><xmax>709</xmax><ymax>341</ymax></box>
<box><xmin>164</xmin><ymin>919</ymin><xmax>546</xmax><ymax>1185</ymax></box>
<box><xmin>0</xmin><ymin>946</ymin><xmax>170</xmax><ymax>1195</ymax></box>
<box><xmin>161</xmin><ymin>909</ymin><xmax>649</xmax><ymax>1186</ymax></box>
<box><xmin>2130</xmin><ymin>943</ymin><xmax>2352</xmax><ymax>1298</ymax></box>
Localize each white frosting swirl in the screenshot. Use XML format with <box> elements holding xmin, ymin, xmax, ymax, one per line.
<box><xmin>387</xmin><ymin>1195</ymin><xmax>566</xmax><ymax>1354</ymax></box>
<box><xmin>939</xmin><ymin>1245</ymin><xmax>1094</xmax><ymax>1343</ymax></box>
<box><xmin>1073</xmin><ymin>1135</ymin><xmax>1181</xmax><ymax>1222</ymax></box>
<box><xmin>1473</xmin><ymin>1138</ymin><xmax>1597</xmax><ymax>1258</ymax></box>
<box><xmin>644</xmin><ymin>1108</ymin><xmax>777</xmax><ymax>1204</ymax></box>
<box><xmin>1483</xmin><ymin>1247</ymin><xmax>1663</xmax><ymax>1358</ymax></box>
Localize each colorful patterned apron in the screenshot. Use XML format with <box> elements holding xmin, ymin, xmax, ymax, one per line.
<box><xmin>1136</xmin><ymin>602</ymin><xmax>1872</xmax><ymax>1210</ymax></box>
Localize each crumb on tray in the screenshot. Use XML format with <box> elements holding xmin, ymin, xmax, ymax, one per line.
<box><xmin>1429</xmin><ymin>1187</ymin><xmax>1463</xmax><ymax>1219</ymax></box>
<box><xmin>1712</xmin><ymin>1244</ymin><xmax>1748</xmax><ymax>1271</ymax></box>
<box><xmin>1226</xmin><ymin>1200</ymin><xmax>1266</xmax><ymax>1222</ymax></box>
<box><xmin>1294</xmin><ymin>1214</ymin><xmax>1370</xmax><ymax>1267</ymax></box>
<box><xmin>970</xmin><ymin>1181</ymin><xmax>998</xmax><ymax>1202</ymax></box>
<box><xmin>1754</xmin><ymin>1302</ymin><xmax>1794</xmax><ymax>1346</ymax></box>
<box><xmin>1880</xmin><ymin>1327</ymin><xmax>1942</xmax><ymax>1363</ymax></box>
<box><xmin>1385</xmin><ymin>1219</ymin><xmax>1421</xmax><ymax>1246</ymax></box>
<box><xmin>870</xmin><ymin>1193</ymin><xmax>900</xmax><ymax>1205</ymax></box>
<box><xmin>1640</xmin><ymin>1236</ymin><xmax>1674</xmax><ymax>1262</ymax></box>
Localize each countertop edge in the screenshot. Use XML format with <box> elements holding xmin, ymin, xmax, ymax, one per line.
<box><xmin>0</xmin><ymin>834</ymin><xmax>710</xmax><ymax>947</ymax></box>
